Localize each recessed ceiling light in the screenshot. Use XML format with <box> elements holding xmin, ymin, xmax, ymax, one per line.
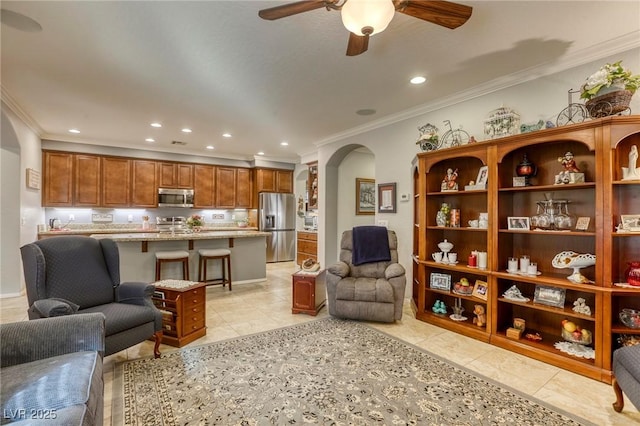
<box><xmin>257</xmin><ymin>151</ymin><xmax>265</xmax><ymax>156</ymax></box>
<box><xmin>280</xmin><ymin>142</ymin><xmax>289</xmax><ymax>146</ymax></box>
<box><xmin>181</xmin><ymin>128</ymin><xmax>192</xmax><ymax>133</ymax></box>
<box><xmin>206</xmin><ymin>145</ymin><xmax>214</xmax><ymax>150</ymax></box>
<box><xmin>222</xmin><ymin>133</ymin><xmax>232</xmax><ymax>138</ymax></box>
<box><xmin>410</xmin><ymin>76</ymin><xmax>426</xmax><ymax>84</ymax></box>
<box><xmin>356</xmin><ymin>109</ymin><xmax>376</xmax><ymax>116</ymax></box>
<box><xmin>145</xmin><ymin>138</ymin><xmax>155</xmax><ymax>143</ymax></box>
<box><xmin>150</xmin><ymin>122</ymin><xmax>162</xmax><ymax>128</ymax></box>
<box><xmin>68</xmin><ymin>129</ymin><xmax>80</xmax><ymax>134</ymax></box>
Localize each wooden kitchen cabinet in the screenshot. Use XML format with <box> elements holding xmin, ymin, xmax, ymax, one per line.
<box><xmin>215</xmin><ymin>166</ymin><xmax>236</xmax><ymax>208</ymax></box>
<box><xmin>292</xmin><ymin>270</ymin><xmax>326</xmax><ymax>316</ymax></box>
<box><xmin>236</xmin><ymin>167</ymin><xmax>252</xmax><ymax>208</ymax></box>
<box><xmin>296</xmin><ymin>231</ymin><xmax>317</xmax><ymax>266</ymax></box>
<box><xmin>255</xmin><ymin>168</ymin><xmax>293</xmax><ymax>193</ymax></box>
<box><xmin>158</xmin><ymin>162</ymin><xmax>194</xmax><ymax>189</ymax></box>
<box><xmin>101</xmin><ymin>157</ymin><xmax>131</xmax><ymax>207</ymax></box>
<box><xmin>153</xmin><ymin>281</ymin><xmax>207</xmax><ymax>347</ymax></box>
<box><xmin>43</xmin><ymin>151</ymin><xmax>73</xmax><ymax>206</ymax></box>
<box><xmin>73</xmin><ymin>154</ymin><xmax>101</xmax><ymax>207</ymax></box>
<box><xmin>194</xmin><ymin>164</ymin><xmax>216</xmax><ymax>208</ymax></box>
<box><xmin>131</xmin><ymin>159</ymin><xmax>157</xmax><ymax>207</ymax></box>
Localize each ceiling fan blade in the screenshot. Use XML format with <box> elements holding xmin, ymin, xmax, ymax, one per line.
<box><xmin>258</xmin><ymin>0</ymin><xmax>333</xmax><ymax>20</ymax></box>
<box><xmin>396</xmin><ymin>0</ymin><xmax>472</xmax><ymax>29</ymax></box>
<box><xmin>346</xmin><ymin>32</ymin><xmax>369</xmax><ymax>56</ymax></box>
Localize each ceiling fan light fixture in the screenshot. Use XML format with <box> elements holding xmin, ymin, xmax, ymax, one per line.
<box><xmin>341</xmin><ymin>0</ymin><xmax>395</xmax><ymax>36</ymax></box>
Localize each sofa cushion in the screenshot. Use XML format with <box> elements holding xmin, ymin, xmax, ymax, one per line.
<box><xmin>1</xmin><ymin>351</ymin><xmax>103</xmax><ymax>425</ymax></box>
<box><xmin>82</xmin><ymin>302</ymin><xmax>158</xmax><ymax>336</ymax></box>
<box><xmin>335</xmin><ymin>277</ymin><xmax>394</xmax><ymax>303</ymax></box>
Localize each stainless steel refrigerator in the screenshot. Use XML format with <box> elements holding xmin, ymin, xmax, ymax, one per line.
<box><xmin>259</xmin><ymin>192</ymin><xmax>296</xmax><ymax>262</ymax></box>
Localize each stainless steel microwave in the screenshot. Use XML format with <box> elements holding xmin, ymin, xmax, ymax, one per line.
<box><xmin>158</xmin><ymin>188</ymin><xmax>194</xmax><ymax>208</ymax></box>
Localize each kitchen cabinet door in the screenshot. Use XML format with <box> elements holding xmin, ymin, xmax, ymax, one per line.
<box><xmin>194</xmin><ymin>164</ymin><xmax>216</xmax><ymax>208</ymax></box>
<box><xmin>43</xmin><ymin>151</ymin><xmax>73</xmax><ymax>206</ymax></box>
<box><xmin>131</xmin><ymin>160</ymin><xmax>157</xmax><ymax>207</ymax></box>
<box><xmin>215</xmin><ymin>167</ymin><xmax>236</xmax><ymax>208</ymax></box>
<box><xmin>102</xmin><ymin>157</ymin><xmax>131</xmax><ymax>207</ymax></box>
<box><xmin>158</xmin><ymin>162</ymin><xmax>194</xmax><ymax>188</ymax></box>
<box><xmin>74</xmin><ymin>154</ymin><xmax>101</xmax><ymax>207</ymax></box>
<box><xmin>255</xmin><ymin>169</ymin><xmax>276</xmax><ymax>193</ymax></box>
<box><xmin>276</xmin><ymin>170</ymin><xmax>293</xmax><ymax>193</ymax></box>
<box><xmin>176</xmin><ymin>164</ymin><xmax>194</xmax><ymax>188</ymax></box>
<box><xmin>236</xmin><ymin>168</ymin><xmax>252</xmax><ymax>208</ymax></box>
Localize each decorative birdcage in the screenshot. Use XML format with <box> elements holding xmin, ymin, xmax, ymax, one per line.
<box><xmin>484</xmin><ymin>106</ymin><xmax>520</xmax><ymax>139</ymax></box>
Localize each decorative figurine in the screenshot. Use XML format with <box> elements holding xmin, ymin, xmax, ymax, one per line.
<box><xmin>441</xmin><ymin>168</ymin><xmax>459</xmax><ymax>191</ymax></box>
<box><xmin>472</xmin><ymin>304</ymin><xmax>486</xmax><ymax>327</ymax></box>
<box><xmin>416</xmin><ymin>123</ymin><xmax>440</xmax><ymax>152</ymax></box>
<box><xmin>502</xmin><ymin>285</ymin><xmax>529</xmax><ymax>302</ymax></box>
<box><xmin>432</xmin><ymin>300</ymin><xmax>447</xmax><ymax>314</ymax></box>
<box><xmin>572</xmin><ymin>298</ymin><xmax>592</xmax><ymax>316</ymax></box>
<box><xmin>555</xmin><ymin>151</ymin><xmax>584</xmax><ymax>184</ymax></box>
<box><xmin>622</xmin><ymin>145</ymin><xmax>640</xmax><ymax>181</ymax></box>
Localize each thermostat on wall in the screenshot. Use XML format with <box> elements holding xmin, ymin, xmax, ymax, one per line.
<box><xmin>400</xmin><ymin>193</ymin><xmax>411</xmax><ymax>202</ymax></box>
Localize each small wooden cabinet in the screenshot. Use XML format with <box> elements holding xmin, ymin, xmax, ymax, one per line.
<box><xmin>194</xmin><ymin>164</ymin><xmax>216</xmax><ymax>208</ymax></box>
<box><xmin>131</xmin><ymin>159</ymin><xmax>157</xmax><ymax>207</ymax></box>
<box><xmin>101</xmin><ymin>157</ymin><xmax>130</xmax><ymax>207</ymax></box>
<box><xmin>296</xmin><ymin>231</ymin><xmax>317</xmax><ymax>266</ymax></box>
<box><xmin>255</xmin><ymin>168</ymin><xmax>293</xmax><ymax>194</ymax></box>
<box><xmin>73</xmin><ymin>154</ymin><xmax>101</xmax><ymax>207</ymax></box>
<box><xmin>292</xmin><ymin>270</ymin><xmax>326</xmax><ymax>316</ymax></box>
<box><xmin>43</xmin><ymin>151</ymin><xmax>74</xmax><ymax>206</ymax></box>
<box><xmin>153</xmin><ymin>281</ymin><xmax>207</xmax><ymax>348</ymax></box>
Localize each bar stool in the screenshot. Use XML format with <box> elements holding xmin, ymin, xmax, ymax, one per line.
<box><xmin>155</xmin><ymin>250</ymin><xmax>190</xmax><ymax>281</ymax></box>
<box><xmin>198</xmin><ymin>248</ymin><xmax>232</xmax><ymax>290</ymax></box>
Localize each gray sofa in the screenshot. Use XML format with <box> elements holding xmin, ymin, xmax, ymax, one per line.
<box><xmin>327</xmin><ymin>229</ymin><xmax>405</xmax><ymax>323</ymax></box>
<box><xmin>0</xmin><ymin>313</ymin><xmax>105</xmax><ymax>425</ymax></box>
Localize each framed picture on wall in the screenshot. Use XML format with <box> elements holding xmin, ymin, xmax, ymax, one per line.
<box><xmin>377</xmin><ymin>182</ymin><xmax>396</xmax><ymax>213</ymax></box>
<box><xmin>356</xmin><ymin>178</ymin><xmax>375</xmax><ymax>215</ymax></box>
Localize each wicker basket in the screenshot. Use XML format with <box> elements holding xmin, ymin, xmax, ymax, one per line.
<box><xmin>585</xmin><ymin>89</ymin><xmax>633</xmax><ymax>117</ymax></box>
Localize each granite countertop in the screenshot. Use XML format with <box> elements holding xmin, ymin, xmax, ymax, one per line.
<box><xmin>39</xmin><ymin>226</ymin><xmax>258</xmax><ymax>236</ymax></box>
<box><xmin>89</xmin><ymin>230</ymin><xmax>269</xmax><ymax>242</ymax></box>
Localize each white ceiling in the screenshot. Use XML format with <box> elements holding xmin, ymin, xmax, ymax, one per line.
<box><xmin>2</xmin><ymin>1</ymin><xmax>639</xmax><ymax>163</ymax></box>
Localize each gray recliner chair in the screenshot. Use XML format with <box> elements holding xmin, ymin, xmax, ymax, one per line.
<box><xmin>327</xmin><ymin>227</ymin><xmax>405</xmax><ymax>323</ymax></box>
<box><xmin>612</xmin><ymin>344</ymin><xmax>640</xmax><ymax>412</ymax></box>
<box><xmin>20</xmin><ymin>236</ymin><xmax>163</xmax><ymax>358</ymax></box>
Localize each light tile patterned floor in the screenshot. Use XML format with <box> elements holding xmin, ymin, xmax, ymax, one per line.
<box><xmin>2</xmin><ymin>262</ymin><xmax>639</xmax><ymax>425</ymax></box>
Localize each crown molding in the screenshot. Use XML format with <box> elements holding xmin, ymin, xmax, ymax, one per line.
<box><xmin>315</xmin><ymin>31</ymin><xmax>640</xmax><ymax>148</ymax></box>
<box><xmin>1</xmin><ymin>85</ymin><xmax>43</xmax><ymax>135</ymax></box>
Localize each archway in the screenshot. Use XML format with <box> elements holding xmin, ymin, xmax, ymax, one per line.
<box><xmin>322</xmin><ymin>144</ymin><xmax>375</xmax><ymax>266</ymax></box>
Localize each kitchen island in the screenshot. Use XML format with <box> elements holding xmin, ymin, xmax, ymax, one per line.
<box><xmin>90</xmin><ymin>230</ymin><xmax>269</xmax><ymax>284</ymax></box>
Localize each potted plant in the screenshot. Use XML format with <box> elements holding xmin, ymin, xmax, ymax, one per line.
<box><xmin>186</xmin><ymin>214</ymin><xmax>203</xmax><ymax>231</ymax></box>
<box><xmin>580</xmin><ymin>61</ymin><xmax>640</xmax><ymax>100</ymax></box>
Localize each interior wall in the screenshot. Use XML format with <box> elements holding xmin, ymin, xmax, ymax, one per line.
<box><xmin>1</xmin><ymin>103</ymin><xmax>43</xmax><ymax>297</ymax></box>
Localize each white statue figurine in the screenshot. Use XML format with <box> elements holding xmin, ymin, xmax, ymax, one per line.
<box><xmin>622</xmin><ymin>145</ymin><xmax>640</xmax><ymax>181</ymax></box>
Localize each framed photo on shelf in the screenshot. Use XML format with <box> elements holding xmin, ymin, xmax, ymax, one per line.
<box><xmin>621</xmin><ymin>214</ymin><xmax>640</xmax><ymax>232</ymax></box>
<box><xmin>377</xmin><ymin>182</ymin><xmax>396</xmax><ymax>213</ymax></box>
<box><xmin>533</xmin><ymin>285</ymin><xmax>566</xmax><ymax>308</ymax></box>
<box><xmin>430</xmin><ymin>272</ymin><xmax>452</xmax><ymax>291</ymax></box>
<box><xmin>475</xmin><ymin>165</ymin><xmax>489</xmax><ymax>186</ymax></box>
<box><xmin>472</xmin><ymin>280</ymin><xmax>488</xmax><ymax>301</ymax></box>
<box><xmin>507</xmin><ymin>216</ymin><xmax>530</xmax><ymax>230</ymax></box>
<box><xmin>575</xmin><ymin>216</ymin><xmax>591</xmax><ymax>231</ymax></box>
<box><xmin>355</xmin><ymin>178</ymin><xmax>375</xmax><ymax>215</ymax></box>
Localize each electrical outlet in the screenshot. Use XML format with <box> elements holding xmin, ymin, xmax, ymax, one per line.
<box><xmin>377</xmin><ymin>219</ymin><xmax>388</xmax><ymax>227</ymax></box>
<box><xmin>69</xmin><ymin>214</ymin><xmax>75</xmax><ymax>221</ymax></box>
<box><xmin>127</xmin><ymin>214</ymin><xmax>133</xmax><ymax>222</ymax></box>
<box><xmin>212</xmin><ymin>214</ymin><xmax>225</xmax><ymax>220</ymax></box>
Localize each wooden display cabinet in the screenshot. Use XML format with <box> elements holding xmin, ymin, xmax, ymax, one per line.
<box><xmin>296</xmin><ymin>231</ymin><xmax>317</xmax><ymax>266</ymax></box>
<box><xmin>152</xmin><ymin>281</ymin><xmax>207</xmax><ymax>348</ymax></box>
<box><xmin>292</xmin><ymin>269</ymin><xmax>326</xmax><ymax>316</ymax></box>
<box><xmin>413</xmin><ymin>116</ymin><xmax>640</xmax><ymax>383</ymax></box>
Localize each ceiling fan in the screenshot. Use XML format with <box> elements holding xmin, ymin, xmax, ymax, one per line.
<box><xmin>258</xmin><ymin>0</ymin><xmax>472</xmax><ymax>56</ymax></box>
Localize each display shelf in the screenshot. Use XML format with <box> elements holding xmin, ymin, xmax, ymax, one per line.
<box><xmin>414</xmin><ymin>116</ymin><xmax>640</xmax><ymax>383</ymax></box>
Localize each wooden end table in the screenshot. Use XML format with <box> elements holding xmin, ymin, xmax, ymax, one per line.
<box><xmin>292</xmin><ymin>269</ymin><xmax>326</xmax><ymax>316</ymax></box>
<box><xmin>152</xmin><ymin>280</ymin><xmax>207</xmax><ymax>347</ymax></box>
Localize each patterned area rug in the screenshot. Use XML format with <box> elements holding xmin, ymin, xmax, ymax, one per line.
<box><xmin>114</xmin><ymin>318</ymin><xmax>593</xmax><ymax>425</ymax></box>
